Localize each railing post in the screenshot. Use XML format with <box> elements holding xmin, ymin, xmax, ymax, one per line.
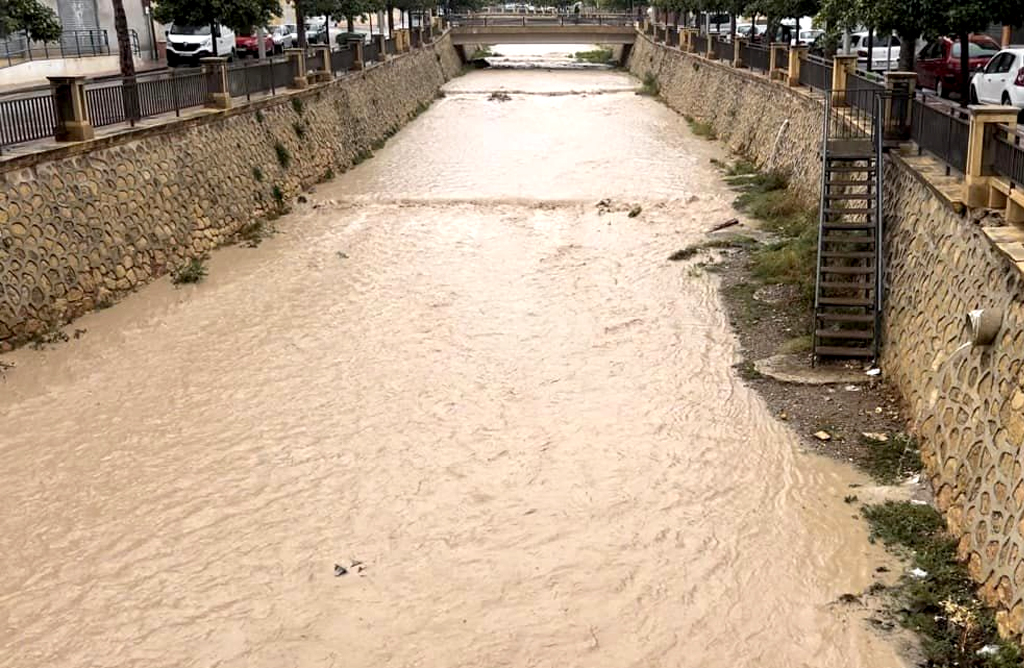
<box><xmin>201</xmin><ymin>56</ymin><xmax>231</xmax><ymax>108</ymax></box>
<box><xmin>964</xmin><ymin>106</ymin><xmax>1019</xmax><ymax>207</ymax></box>
<box><xmin>285</xmin><ymin>47</ymin><xmax>308</xmax><ymax>88</ymax></box>
<box><xmin>345</xmin><ymin>38</ymin><xmax>364</xmax><ymax>70</ymax></box>
<box><xmin>831</xmin><ymin>54</ymin><xmax>857</xmax><ymax>106</ymax></box>
<box><xmin>788</xmin><ymin>45</ymin><xmax>807</xmax><ymax>87</ymax></box>
<box><xmin>883</xmin><ymin>71</ymin><xmax>916</xmax><ymax>140</ymax></box>
<box><xmin>705</xmin><ymin>33</ymin><xmax>714</xmax><ymax>59</ymax></box>
<box><xmin>734</xmin><ymin>37</ymin><xmax>746</xmax><ymax>68</ymax></box>
<box><xmin>48</xmin><ymin>76</ymin><xmax>94</xmax><ymax>142</ymax></box>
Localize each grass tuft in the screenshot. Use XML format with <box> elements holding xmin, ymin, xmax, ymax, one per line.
<box><xmin>252</xmin><ymin>166</ymin><xmax>263</xmax><ymax>182</ymax></box>
<box><xmin>171</xmin><ymin>256</ymin><xmax>208</xmax><ymax>285</ymax></box>
<box><xmin>293</xmin><ymin>121</ymin><xmax>306</xmax><ymax>139</ymax></box>
<box><xmin>637</xmin><ymin>72</ymin><xmax>660</xmax><ymax>96</ymax></box>
<box><xmin>291</xmin><ymin>97</ymin><xmax>304</xmax><ymax>115</ymax></box>
<box><xmin>574</xmin><ymin>48</ymin><xmax>613</xmax><ymax>64</ymax></box>
<box><xmin>274</xmin><ymin>142</ymin><xmax>291</xmax><ymax>169</ymax></box>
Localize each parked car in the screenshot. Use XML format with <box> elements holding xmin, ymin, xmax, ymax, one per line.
<box><xmin>271</xmin><ymin>24</ymin><xmax>295</xmax><ymax>52</ymax></box>
<box><xmin>971</xmin><ymin>48</ymin><xmax>1024</xmax><ymax>111</ymax></box>
<box><xmin>305</xmin><ymin>18</ymin><xmax>329</xmax><ymax>44</ymax></box>
<box><xmin>793</xmin><ymin>28</ymin><xmax>823</xmax><ymax>45</ymax></box>
<box><xmin>917</xmin><ymin>35</ymin><xmax>1000</xmax><ymax>98</ymax></box>
<box><xmin>848</xmin><ymin>31</ymin><xmax>900</xmax><ymax>71</ymax></box>
<box><xmin>166</xmin><ymin>24</ymin><xmax>235</xmax><ymax>67</ymax></box>
<box><xmin>235</xmin><ymin>29</ymin><xmax>275</xmax><ymax>58</ymax></box>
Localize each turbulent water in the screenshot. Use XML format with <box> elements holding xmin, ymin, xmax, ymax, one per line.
<box><xmin>0</xmin><ymin>53</ymin><xmax>908</xmax><ymax>668</ymax></box>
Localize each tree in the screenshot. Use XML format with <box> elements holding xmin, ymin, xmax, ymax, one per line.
<box><xmin>110</xmin><ymin>0</ymin><xmax>135</xmax><ymax>78</ymax></box>
<box><xmin>0</xmin><ymin>0</ymin><xmax>62</xmax><ymax>41</ymax></box>
<box><xmin>153</xmin><ymin>0</ymin><xmax>283</xmax><ymax>54</ymax></box>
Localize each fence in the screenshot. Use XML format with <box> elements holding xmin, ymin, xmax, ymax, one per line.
<box><xmin>799</xmin><ymin>54</ymin><xmax>832</xmax><ymax>92</ymax></box>
<box><xmin>386</xmin><ymin>38</ymin><xmax>397</xmax><ymax>55</ymax></box>
<box><xmin>692</xmin><ymin>34</ymin><xmax>707</xmax><ymax>55</ymax></box>
<box><xmin>666</xmin><ymin>29</ymin><xmax>678</xmax><ymax>48</ymax></box>
<box><xmin>990</xmin><ymin>124</ymin><xmax>1024</xmax><ymax>189</ymax></box>
<box><xmin>332</xmin><ymin>47</ymin><xmax>355</xmax><ymax>73</ymax></box>
<box><xmin>365</xmin><ymin>41</ymin><xmax>379</xmax><ymax>64</ymax></box>
<box><xmin>746</xmin><ymin>43</ymin><xmax>770</xmax><ymax>72</ymax></box>
<box><xmin>0</xmin><ymin>85</ymin><xmax>56</xmax><ymax>148</ymax></box>
<box><xmin>911</xmin><ymin>93</ymin><xmax>970</xmax><ymax>174</ymax></box>
<box><xmin>712</xmin><ymin>37</ymin><xmax>732</xmax><ymax>61</ymax></box>
<box><xmin>84</xmin><ymin>68</ymin><xmax>208</xmax><ymax>128</ymax></box>
<box><xmin>848</xmin><ymin>71</ymin><xmax>884</xmax><ymax>116</ymax></box>
<box><xmin>1</xmin><ymin>29</ymin><xmax>141</xmax><ymax>68</ymax></box>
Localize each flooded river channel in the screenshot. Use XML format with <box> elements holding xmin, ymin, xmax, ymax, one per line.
<box><xmin>0</xmin><ymin>52</ymin><xmax>908</xmax><ymax>667</ymax></box>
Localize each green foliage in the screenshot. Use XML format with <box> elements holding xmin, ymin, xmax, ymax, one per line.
<box><xmin>0</xmin><ymin>0</ymin><xmax>61</xmax><ymax>41</ymax></box>
<box><xmin>172</xmin><ymin>256</ymin><xmax>208</xmax><ymax>285</ymax></box>
<box><xmin>574</xmin><ymin>48</ymin><xmax>613</xmax><ymax>64</ymax></box>
<box><xmin>255</xmin><ymin>109</ymin><xmax>265</xmax><ymax>123</ymax></box>
<box><xmin>638</xmin><ymin>72</ymin><xmax>660</xmax><ymax>97</ymax></box>
<box><xmin>153</xmin><ymin>0</ymin><xmax>282</xmax><ymax>34</ymax></box>
<box><xmin>860</xmin><ymin>432</ymin><xmax>922</xmax><ymax>484</ymax></box>
<box><xmin>252</xmin><ymin>165</ymin><xmax>264</xmax><ymax>182</ymax></box>
<box><xmin>271</xmin><ymin>184</ymin><xmax>285</xmax><ymax>205</ymax></box>
<box><xmin>293</xmin><ymin>121</ymin><xmax>306</xmax><ymax>139</ymax></box>
<box><xmin>686</xmin><ymin>116</ymin><xmax>717</xmax><ymax>139</ymax></box>
<box><xmin>274</xmin><ymin>141</ymin><xmax>291</xmax><ymax>168</ymax></box>
<box><xmin>291</xmin><ymin>97</ymin><xmax>304</xmax><ymax>115</ymax></box>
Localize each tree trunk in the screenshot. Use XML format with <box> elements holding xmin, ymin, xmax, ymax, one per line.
<box><xmin>110</xmin><ymin>0</ymin><xmax>135</xmax><ymax>76</ymax></box>
<box><xmin>296</xmin><ymin>2</ymin><xmax>307</xmax><ymax>49</ymax></box>
<box><xmin>866</xmin><ymin>26</ymin><xmax>873</xmax><ymax>72</ymax></box>
<box><xmin>387</xmin><ymin>4</ymin><xmax>394</xmax><ymax>36</ymax></box>
<box><xmin>346</xmin><ymin>16</ymin><xmax>354</xmax><ymax>33</ymax></box>
<box><xmin>897</xmin><ymin>29</ymin><xmax>917</xmax><ymax>72</ymax></box>
<box><xmin>960</xmin><ymin>31</ymin><xmax>970</xmax><ymax>106</ymax></box>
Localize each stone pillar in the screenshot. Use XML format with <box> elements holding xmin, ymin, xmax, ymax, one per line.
<box><xmin>346</xmin><ymin>37</ymin><xmax>365</xmax><ymax>70</ymax></box>
<box><xmin>48</xmin><ymin>76</ymin><xmax>94</xmax><ymax>141</ymax></box>
<box><xmin>964</xmin><ymin>106</ymin><xmax>1018</xmax><ymax>207</ymax></box>
<box><xmin>770</xmin><ymin>43</ymin><xmax>788</xmax><ymax>79</ymax></box>
<box><xmin>375</xmin><ymin>34</ymin><xmax>388</xmax><ymax>60</ymax></box>
<box><xmin>768</xmin><ymin>42</ymin><xmax>778</xmax><ymax>73</ymax></box>
<box><xmin>734</xmin><ymin>37</ymin><xmax>746</xmax><ymax>68</ymax></box>
<box><xmin>201</xmin><ymin>57</ymin><xmax>231</xmax><ymax>108</ymax></box>
<box><xmin>285</xmin><ymin>48</ymin><xmax>307</xmax><ymax>88</ymax></box>
<box><xmin>788</xmin><ymin>46</ymin><xmax>807</xmax><ymax>87</ymax></box>
<box><xmin>831</xmin><ymin>54</ymin><xmax>857</xmax><ymax>105</ymax></box>
<box><xmin>413</xmin><ymin>27</ymin><xmax>423</xmax><ymax>48</ymax></box>
<box><xmin>883</xmin><ymin>71</ymin><xmax>917</xmax><ymax>140</ymax></box>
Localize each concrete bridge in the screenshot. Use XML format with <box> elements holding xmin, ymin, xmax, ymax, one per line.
<box><xmin>449</xmin><ymin>15</ymin><xmax>636</xmax><ymax>46</ymax></box>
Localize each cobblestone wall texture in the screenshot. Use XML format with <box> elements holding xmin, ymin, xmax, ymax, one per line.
<box><xmin>883</xmin><ymin>156</ymin><xmax>1024</xmax><ymax>639</ymax></box>
<box><xmin>627</xmin><ymin>34</ymin><xmax>823</xmax><ymax>204</ymax></box>
<box><xmin>0</xmin><ymin>36</ymin><xmax>462</xmax><ymax>346</ymax></box>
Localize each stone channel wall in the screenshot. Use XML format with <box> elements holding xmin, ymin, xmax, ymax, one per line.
<box><xmin>882</xmin><ymin>157</ymin><xmax>1024</xmax><ymax>637</ymax></box>
<box><xmin>626</xmin><ymin>33</ymin><xmax>823</xmax><ymax>204</ymax></box>
<box><xmin>635</xmin><ymin>34</ymin><xmax>1024</xmax><ymax>638</ymax></box>
<box><xmin>0</xmin><ymin>35</ymin><xmax>462</xmax><ymax>346</ymax></box>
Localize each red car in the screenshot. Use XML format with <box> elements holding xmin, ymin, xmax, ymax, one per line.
<box><xmin>235</xmin><ymin>30</ymin><xmax>275</xmax><ymax>58</ymax></box>
<box><xmin>916</xmin><ymin>34</ymin><xmax>1001</xmax><ymax>98</ymax></box>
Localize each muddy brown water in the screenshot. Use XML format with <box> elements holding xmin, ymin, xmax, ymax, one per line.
<box><xmin>0</xmin><ymin>58</ymin><xmax>908</xmax><ymax>667</ymax></box>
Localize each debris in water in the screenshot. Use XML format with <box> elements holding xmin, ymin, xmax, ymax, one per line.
<box><xmin>814</xmin><ymin>430</ymin><xmax>832</xmax><ymax>441</ymax></box>
<box><xmin>334</xmin><ymin>564</ymin><xmax>348</xmax><ymax>577</ymax></box>
<box><xmin>297</xmin><ymin>195</ymin><xmax>308</xmax><ymax>204</ymax></box>
<box><xmin>837</xmin><ymin>593</ymin><xmax>861</xmax><ymax>604</ymax></box>
<box><xmin>977</xmin><ymin>645</ymin><xmax>1000</xmax><ymax>657</ymax></box>
<box><xmin>910</xmin><ymin>499</ymin><xmax>928</xmax><ymax>506</ymax></box>
<box><xmin>668</xmin><ymin>247</ymin><xmax>700</xmax><ymax>261</ymax></box>
<box><xmin>862</xmin><ymin>432</ymin><xmax>889</xmax><ymax>442</ymax></box>
<box><xmin>909</xmin><ymin>567</ymin><xmax>928</xmax><ymax>579</ymax></box>
<box><xmin>866</xmin><ymin>368</ymin><xmax>881</xmax><ymax>376</ymax></box>
<box><xmin>844</xmin><ymin>385</ymin><xmax>860</xmax><ymax>392</ymax></box>
<box><xmin>488</xmin><ymin>91</ymin><xmax>511</xmax><ymax>102</ymax></box>
<box><xmin>628</xmin><ymin>205</ymin><xmax>642</xmax><ymax>218</ymax></box>
<box><xmin>708</xmin><ymin>217</ymin><xmax>739</xmax><ymax>232</ymax></box>
<box><xmin>875</xmin><ymin>565</ymin><xmax>890</xmax><ymax>573</ymax></box>
<box><xmin>779</xmin><ymin>411</ymin><xmax>788</xmax><ymax>420</ymax></box>
<box><xmin>337</xmin><ymin>251</ymin><xmax>349</xmax><ymax>259</ymax></box>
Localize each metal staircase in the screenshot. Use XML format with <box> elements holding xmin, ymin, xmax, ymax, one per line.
<box><xmin>812</xmin><ymin>90</ymin><xmax>885</xmax><ymax>361</ymax></box>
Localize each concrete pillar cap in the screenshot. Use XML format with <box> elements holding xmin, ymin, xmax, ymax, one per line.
<box><xmin>969</xmin><ymin>104</ymin><xmax>1019</xmax><ymax>116</ymax></box>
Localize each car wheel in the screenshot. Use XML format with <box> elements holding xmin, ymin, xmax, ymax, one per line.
<box><xmin>970</xmin><ymin>86</ymin><xmax>979</xmax><ymax>105</ymax></box>
<box><xmin>937</xmin><ymin>79</ymin><xmax>948</xmax><ymax>98</ymax></box>
<box><xmin>1004</xmin><ymin>93</ymin><xmax>1012</xmax><ymax>106</ymax></box>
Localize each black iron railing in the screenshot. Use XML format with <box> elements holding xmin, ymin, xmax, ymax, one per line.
<box><xmin>0</xmin><ymin>85</ymin><xmax>56</xmax><ymax>150</ymax></box>
<box><xmin>712</xmin><ymin>36</ymin><xmax>732</xmax><ymax>61</ymax></box>
<box><xmin>746</xmin><ymin>43</ymin><xmax>770</xmax><ymax>72</ymax></box>
<box><xmin>332</xmin><ymin>46</ymin><xmax>355</xmax><ymax>73</ymax></box>
<box><xmin>365</xmin><ymin>41</ymin><xmax>379</xmax><ymax>63</ymax></box>
<box><xmin>1</xmin><ymin>29</ymin><xmax>141</xmax><ymax>68</ymax></box>
<box><xmin>911</xmin><ymin>93</ymin><xmax>969</xmax><ymax>174</ymax></box>
<box><xmin>990</xmin><ymin>124</ymin><xmax>1024</xmax><ymax>188</ymax></box>
<box><xmin>827</xmin><ymin>89</ymin><xmax>876</xmax><ymax>140</ymax></box>
<box><xmin>692</xmin><ymin>34</ymin><xmax>707</xmax><ymax>54</ymax></box>
<box><xmin>450</xmin><ymin>13</ymin><xmax>634</xmax><ymax>27</ymax></box>
<box><xmin>306</xmin><ymin>49</ymin><xmax>326</xmax><ymax>73</ymax></box>
<box><xmin>847</xmin><ymin>71</ymin><xmax>883</xmax><ymax>116</ymax></box>
<box><xmin>666</xmin><ymin>29</ymin><xmax>678</xmax><ymax>48</ymax></box>
<box><xmin>228</xmin><ymin>59</ymin><xmax>278</xmax><ymax>99</ymax></box>
<box><xmin>84</xmin><ymin>68</ymin><xmax>208</xmax><ymax>128</ymax></box>
<box><xmin>799</xmin><ymin>54</ymin><xmax>832</xmax><ymax>92</ymax></box>
<box><xmin>386</xmin><ymin>38</ymin><xmax>397</xmax><ymax>55</ymax></box>
<box><xmin>271</xmin><ymin>58</ymin><xmax>293</xmax><ymax>89</ymax></box>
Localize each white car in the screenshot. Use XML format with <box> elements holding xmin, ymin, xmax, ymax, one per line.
<box><xmin>271</xmin><ymin>24</ymin><xmax>295</xmax><ymax>52</ymax></box>
<box><xmin>971</xmin><ymin>48</ymin><xmax>1024</xmax><ymax>108</ymax></box>
<box><xmin>848</xmin><ymin>31</ymin><xmax>900</xmax><ymax>71</ymax></box>
<box><xmin>166</xmin><ymin>24</ymin><xmax>236</xmax><ymax>67</ymax></box>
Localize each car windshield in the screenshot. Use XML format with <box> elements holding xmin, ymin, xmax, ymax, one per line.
<box><xmin>952</xmin><ymin>41</ymin><xmax>1000</xmax><ymax>57</ymax></box>
<box><xmin>171</xmin><ymin>25</ymin><xmax>211</xmax><ymax>35</ymax></box>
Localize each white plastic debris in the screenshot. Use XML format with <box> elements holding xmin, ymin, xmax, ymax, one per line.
<box><xmin>911</xmin><ymin>499</ymin><xmax>929</xmax><ymax>506</ymax></box>
<box><xmin>844</xmin><ymin>385</ymin><xmax>861</xmax><ymax>392</ymax></box>
<box><xmin>976</xmin><ymin>645</ymin><xmax>1000</xmax><ymax>657</ymax></box>
<box><xmin>814</xmin><ymin>431</ymin><xmax>832</xmax><ymax>441</ymax></box>
<box><xmin>866</xmin><ymin>368</ymin><xmax>881</xmax><ymax>376</ymax></box>
<box><xmin>909</xmin><ymin>568</ymin><xmax>928</xmax><ymax>579</ymax></box>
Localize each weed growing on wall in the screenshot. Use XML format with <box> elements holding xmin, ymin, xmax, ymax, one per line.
<box><xmin>293</xmin><ymin>122</ymin><xmax>306</xmax><ymax>139</ymax></box>
<box><xmin>271</xmin><ymin>185</ymin><xmax>285</xmax><ymax>206</ymax></box>
<box><xmin>274</xmin><ymin>142</ymin><xmax>291</xmax><ymax>169</ymax></box>
<box><xmin>255</xmin><ymin>109</ymin><xmax>265</xmax><ymax>123</ymax></box>
<box><xmin>291</xmin><ymin>97</ymin><xmax>304</xmax><ymax>115</ymax></box>
<box><xmin>637</xmin><ymin>72</ymin><xmax>660</xmax><ymax>96</ymax></box>
<box><xmin>575</xmin><ymin>48</ymin><xmax>613</xmax><ymax>64</ymax></box>
<box><xmin>252</xmin><ymin>166</ymin><xmax>264</xmax><ymax>182</ymax></box>
<box><xmin>684</xmin><ymin>115</ymin><xmax>717</xmax><ymax>140</ymax></box>
<box><xmin>171</xmin><ymin>256</ymin><xmax>208</xmax><ymax>285</ymax></box>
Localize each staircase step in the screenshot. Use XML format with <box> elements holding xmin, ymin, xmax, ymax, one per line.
<box><xmin>819</xmin><ymin>266</ymin><xmax>875</xmax><ymax>275</ymax></box>
<box><xmin>826</xmin><ymin>193</ymin><xmax>874</xmax><ymax>201</ymax></box>
<box><xmin>824</xmin><ymin>207</ymin><xmax>875</xmax><ymax>215</ymax></box>
<box><xmin>816</xmin><ymin>329</ymin><xmax>875</xmax><ymax>340</ymax></box>
<box><xmin>816</xmin><ymin>313</ymin><xmax>876</xmax><ymax>323</ymax></box>
<box><xmin>814</xmin><ymin>345</ymin><xmax>875</xmax><ymax>357</ymax></box>
<box><xmin>826</xmin><ymin>165</ymin><xmax>877</xmax><ymax>173</ymax></box>
<box><xmin>819</xmin><ymin>281</ymin><xmax>875</xmax><ymax>289</ymax></box>
<box><xmin>823</xmin><ymin>222</ymin><xmax>877</xmax><ymax>230</ymax></box>
<box><xmin>818</xmin><ymin>297</ymin><xmax>875</xmax><ymax>306</ymax></box>
<box><xmin>821</xmin><ymin>251</ymin><xmax>876</xmax><ymax>259</ymax></box>
<box><xmin>826</xmin><ymin>179</ymin><xmax>877</xmax><ymax>187</ymax></box>
<box><xmin>821</xmin><ymin>235</ymin><xmax>875</xmax><ymax>244</ymax></box>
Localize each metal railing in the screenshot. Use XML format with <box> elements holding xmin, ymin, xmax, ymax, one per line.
<box><xmin>911</xmin><ymin>92</ymin><xmax>970</xmax><ymax>174</ymax></box>
<box><xmin>332</xmin><ymin>46</ymin><xmax>355</xmax><ymax>73</ymax></box>
<box><xmin>364</xmin><ymin>41</ymin><xmax>379</xmax><ymax>64</ymax></box>
<box><xmin>449</xmin><ymin>13</ymin><xmax>633</xmax><ymax>26</ymax></box>
<box><xmin>799</xmin><ymin>54</ymin><xmax>832</xmax><ymax>92</ymax></box>
<box><xmin>306</xmin><ymin>49</ymin><xmax>326</xmax><ymax>73</ymax></box>
<box><xmin>228</xmin><ymin>59</ymin><xmax>277</xmax><ymax>100</ymax></box>
<box><xmin>712</xmin><ymin>36</ymin><xmax>732</xmax><ymax>61</ymax></box>
<box><xmin>0</xmin><ymin>85</ymin><xmax>56</xmax><ymax>148</ymax></box>
<box><xmin>848</xmin><ymin>71</ymin><xmax>883</xmax><ymax>116</ymax></box>
<box><xmin>692</xmin><ymin>34</ymin><xmax>707</xmax><ymax>54</ymax></box>
<box><xmin>990</xmin><ymin>123</ymin><xmax>1024</xmax><ymax>189</ymax></box>
<box><xmin>666</xmin><ymin>29</ymin><xmax>678</xmax><ymax>48</ymax></box>
<box><xmin>827</xmin><ymin>88</ymin><xmax>876</xmax><ymax>140</ymax></box>
<box><xmin>746</xmin><ymin>43</ymin><xmax>770</xmax><ymax>72</ymax></box>
<box><xmin>1</xmin><ymin>29</ymin><xmax>141</xmax><ymax>68</ymax></box>
<box><xmin>84</xmin><ymin>68</ymin><xmax>208</xmax><ymax>127</ymax></box>
<box><xmin>386</xmin><ymin>38</ymin><xmax>397</xmax><ymax>55</ymax></box>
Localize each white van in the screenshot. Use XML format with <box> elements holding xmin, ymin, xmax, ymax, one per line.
<box><xmin>166</xmin><ymin>24</ymin><xmax>236</xmax><ymax>67</ymax></box>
